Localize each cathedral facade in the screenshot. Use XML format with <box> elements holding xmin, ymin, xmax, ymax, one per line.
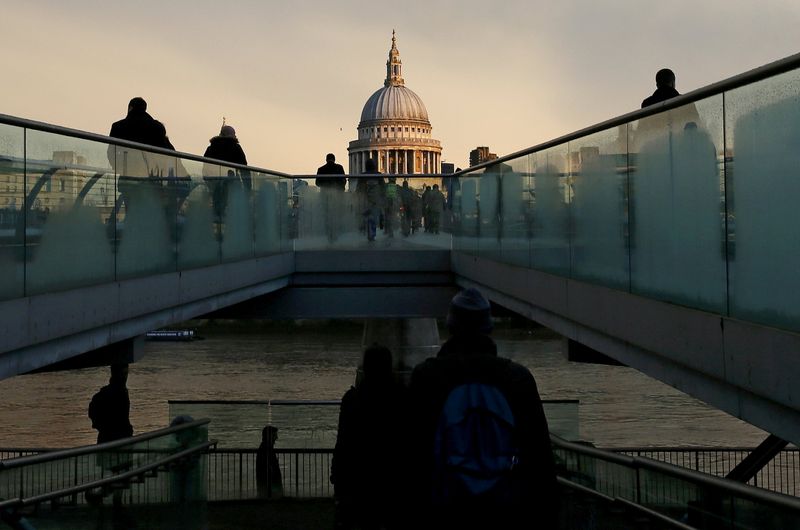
<box><xmin>348</xmin><ymin>32</ymin><xmax>442</xmax><ymax>175</ymax></box>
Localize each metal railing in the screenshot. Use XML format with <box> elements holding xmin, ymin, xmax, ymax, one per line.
<box><xmin>554</xmin><ymin>437</ymin><xmax>800</xmax><ymax>528</ymax></box>
<box><xmin>0</xmin><ymin>420</ymin><xmax>212</xmax><ymax>508</ymax></box>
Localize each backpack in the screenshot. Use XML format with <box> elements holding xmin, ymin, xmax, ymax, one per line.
<box><xmin>432</xmin><ymin>380</ymin><xmax>520</xmax><ymax>504</ymax></box>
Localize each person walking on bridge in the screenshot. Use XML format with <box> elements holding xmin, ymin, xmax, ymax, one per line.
<box><xmin>407</xmin><ymin>288</ymin><xmax>558</xmax><ymax>529</ymax></box>
<box><xmin>316</xmin><ymin>153</ymin><xmax>347</xmax><ymax>243</ymax></box>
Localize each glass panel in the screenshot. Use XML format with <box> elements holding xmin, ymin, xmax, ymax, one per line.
<box><xmin>629</xmin><ymin>96</ymin><xmax>727</xmax><ymax>312</ymax></box>
<box><xmin>0</xmin><ymin>123</ymin><xmax>25</xmax><ymax>299</ymax></box>
<box><xmin>453</xmin><ymin>171</ymin><xmax>481</xmax><ymax>256</ymax></box>
<box><xmin>477</xmin><ymin>164</ymin><xmax>502</xmax><ymax>261</ymax></box>
<box><xmin>24</xmin><ymin>130</ymin><xmax>115</xmax><ymax>294</ymax></box>
<box><xmin>499</xmin><ymin>155</ymin><xmax>533</xmax><ymax>268</ymax></box>
<box><xmin>253</xmin><ymin>172</ymin><xmax>284</xmax><ymax>256</ymax></box>
<box><xmin>569</xmin><ymin>127</ymin><xmax>629</xmax><ymax>289</ymax></box>
<box><xmin>212</xmin><ymin>164</ymin><xmax>253</xmax><ymax>263</ymax></box>
<box><xmin>177</xmin><ymin>159</ymin><xmax>220</xmax><ymax>270</ymax></box>
<box><xmin>726</xmin><ymin>69</ymin><xmax>800</xmax><ymax>331</ymax></box>
<box><xmin>288</xmin><ymin>175</ymin><xmax>450</xmax><ymax>250</ymax></box>
<box><xmin>112</xmin><ymin>145</ymin><xmax>177</xmax><ymax>279</ymax></box>
<box><xmin>530</xmin><ymin>144</ymin><xmax>570</xmax><ymax>274</ymax></box>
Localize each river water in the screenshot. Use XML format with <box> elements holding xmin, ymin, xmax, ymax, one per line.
<box><xmin>0</xmin><ymin>323</ymin><xmax>767</xmax><ymax>450</ymax></box>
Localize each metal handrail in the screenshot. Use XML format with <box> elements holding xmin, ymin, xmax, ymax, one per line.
<box><xmin>0</xmin><ymin>419</ymin><xmax>210</xmax><ymax>470</ymax></box>
<box><xmin>558</xmin><ymin>477</ymin><xmax>698</xmax><ymax>530</ymax></box>
<box><xmin>460</xmin><ymin>51</ymin><xmax>800</xmax><ymax>175</ymax></box>
<box><xmin>0</xmin><ymin>113</ymin><xmax>289</xmax><ymax>178</ymax></box>
<box><xmin>552</xmin><ymin>435</ymin><xmax>800</xmax><ymax>512</ymax></box>
<box><xmin>0</xmin><ymin>440</ymin><xmax>216</xmax><ymax>510</ymax></box>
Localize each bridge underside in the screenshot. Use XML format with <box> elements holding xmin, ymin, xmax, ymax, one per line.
<box><xmin>451</xmin><ymin>253</ymin><xmax>800</xmax><ymax>446</ymax></box>
<box><xmin>2</xmin><ymin>248</ymin><xmax>800</xmax><ymax>446</ymax></box>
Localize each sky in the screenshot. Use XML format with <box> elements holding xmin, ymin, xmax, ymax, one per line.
<box><xmin>3</xmin><ymin>1</ymin><xmax>799</xmax><ymax>174</ymax></box>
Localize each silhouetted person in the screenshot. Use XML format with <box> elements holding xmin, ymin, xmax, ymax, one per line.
<box><xmin>89</xmin><ymin>363</ymin><xmax>133</xmax><ymax>444</ymax></box>
<box><xmin>331</xmin><ymin>344</ymin><xmax>407</xmax><ymax>530</ymax></box>
<box><xmin>315</xmin><ymin>153</ymin><xmax>346</xmax><ymax>190</ymax></box>
<box><xmin>256</xmin><ymin>426</ymin><xmax>283</xmax><ymax>499</ymax></box>
<box><xmin>107</xmin><ymin>97</ymin><xmax>176</xmax><ymax>223</ymax></box>
<box><xmin>108</xmin><ymin>97</ymin><xmax>174</xmax><ymax>156</ymax></box>
<box><xmin>316</xmin><ymin>153</ymin><xmax>347</xmax><ymax>242</ymax></box>
<box><xmin>641</xmin><ymin>68</ymin><xmax>680</xmax><ymax>108</ymax></box>
<box><xmin>399</xmin><ymin>180</ymin><xmax>414</xmax><ymax>236</ymax></box>
<box><xmin>357</xmin><ymin>159</ymin><xmax>385</xmax><ymax>242</ymax></box>
<box><xmin>408</xmin><ymin>288</ymin><xmax>558</xmax><ymax>530</ymax></box>
<box><xmin>88</xmin><ymin>364</ymin><xmax>134</xmax><ymax>519</ymax></box>
<box><xmin>425</xmin><ymin>184</ymin><xmax>445</xmax><ymax>234</ymax></box>
<box><xmin>203</xmin><ymin>124</ymin><xmax>251</xmax><ymax>220</ymax></box>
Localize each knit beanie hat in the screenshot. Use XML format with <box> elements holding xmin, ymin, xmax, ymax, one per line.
<box><xmin>220</xmin><ymin>125</ymin><xmax>236</xmax><ymax>138</ymax></box>
<box><xmin>446</xmin><ymin>287</ymin><xmax>493</xmax><ymax>335</ymax></box>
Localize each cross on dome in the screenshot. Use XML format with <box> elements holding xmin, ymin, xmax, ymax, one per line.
<box><xmin>385</xmin><ymin>30</ymin><xmax>404</xmax><ymax>87</ymax></box>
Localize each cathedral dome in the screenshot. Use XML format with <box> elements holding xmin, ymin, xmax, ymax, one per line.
<box><xmin>360</xmin><ymin>85</ymin><xmax>429</xmax><ymax>124</ymax></box>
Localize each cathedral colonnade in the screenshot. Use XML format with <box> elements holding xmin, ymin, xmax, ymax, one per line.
<box><xmin>347</xmin><ymin>31</ymin><xmax>443</xmax><ymax>176</ymax></box>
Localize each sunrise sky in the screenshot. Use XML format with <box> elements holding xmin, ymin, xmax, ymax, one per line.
<box><xmin>3</xmin><ymin>0</ymin><xmax>799</xmax><ymax>173</ymax></box>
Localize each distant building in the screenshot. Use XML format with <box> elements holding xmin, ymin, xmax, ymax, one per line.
<box><xmin>441</xmin><ymin>162</ymin><xmax>455</xmax><ymax>174</ymax></box>
<box><xmin>469</xmin><ymin>146</ymin><xmax>497</xmax><ymax>167</ymax></box>
<box><xmin>348</xmin><ymin>31</ymin><xmax>442</xmax><ymax>175</ymax></box>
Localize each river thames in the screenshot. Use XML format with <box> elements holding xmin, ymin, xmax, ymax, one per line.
<box><xmin>0</xmin><ymin>322</ymin><xmax>767</xmax><ymax>449</ymax></box>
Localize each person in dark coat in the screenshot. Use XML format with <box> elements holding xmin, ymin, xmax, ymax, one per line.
<box><xmin>407</xmin><ymin>288</ymin><xmax>558</xmax><ymax>530</ymax></box>
<box><xmin>356</xmin><ymin>159</ymin><xmax>385</xmax><ymax>242</ymax></box>
<box><xmin>109</xmin><ymin>97</ymin><xmax>175</xmax><ymax>150</ymax></box>
<box><xmin>315</xmin><ymin>153</ymin><xmax>346</xmax><ymax>191</ymax></box>
<box><xmin>202</xmin><ymin>124</ymin><xmax>251</xmax><ymax>220</ymax></box>
<box><xmin>88</xmin><ymin>363</ymin><xmax>133</xmax><ymax>444</ymax></box>
<box><xmin>316</xmin><ymin>153</ymin><xmax>347</xmax><ymax>242</ymax></box>
<box><xmin>641</xmin><ymin>68</ymin><xmax>680</xmax><ymax>108</ymax></box>
<box><xmin>331</xmin><ymin>344</ymin><xmax>407</xmax><ymax>530</ymax></box>
<box><xmin>204</xmin><ymin>125</ymin><xmax>248</xmax><ymax>166</ymax></box>
<box><xmin>256</xmin><ymin>426</ymin><xmax>283</xmax><ymax>499</ymax></box>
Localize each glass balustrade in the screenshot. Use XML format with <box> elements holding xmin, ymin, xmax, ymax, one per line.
<box><xmin>452</xmin><ymin>64</ymin><xmax>800</xmax><ymax>334</ymax></box>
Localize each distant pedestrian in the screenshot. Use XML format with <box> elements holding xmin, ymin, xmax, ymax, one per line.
<box><xmin>256</xmin><ymin>426</ymin><xmax>283</xmax><ymax>499</ymax></box>
<box><xmin>204</xmin><ymin>124</ymin><xmax>248</xmax><ymax>167</ymax></box>
<box><xmin>88</xmin><ymin>363</ymin><xmax>133</xmax><ymax>444</ymax></box>
<box><xmin>357</xmin><ymin>159</ymin><xmax>385</xmax><ymax>242</ymax></box>
<box><xmin>107</xmin><ymin>97</ymin><xmax>174</xmax><ymax>177</ymax></box>
<box><xmin>203</xmin><ymin>123</ymin><xmax>251</xmax><ymax>219</ymax></box>
<box><xmin>408</xmin><ymin>288</ymin><xmax>558</xmax><ymax>530</ymax></box>
<box><xmin>426</xmin><ymin>184</ymin><xmax>445</xmax><ymax>234</ymax></box>
<box><xmin>331</xmin><ymin>344</ymin><xmax>407</xmax><ymax>530</ymax></box>
<box><xmin>109</xmin><ymin>97</ymin><xmax>175</xmax><ymax>150</ymax></box>
<box><xmin>87</xmin><ymin>363</ymin><xmax>134</xmax><ymax>511</ymax></box>
<box><xmin>316</xmin><ymin>153</ymin><xmax>347</xmax><ymax>242</ymax></box>
<box><xmin>642</xmin><ymin>68</ymin><xmax>680</xmax><ymax>108</ymax></box>
<box><xmin>636</xmin><ymin>68</ymin><xmax>701</xmax><ymax>149</ymax></box>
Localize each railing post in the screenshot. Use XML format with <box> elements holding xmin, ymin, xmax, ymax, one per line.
<box><xmin>295</xmin><ymin>453</ymin><xmax>299</xmax><ymax>498</ymax></box>
<box><xmin>238</xmin><ymin>452</ymin><xmax>243</xmax><ymax>499</ymax></box>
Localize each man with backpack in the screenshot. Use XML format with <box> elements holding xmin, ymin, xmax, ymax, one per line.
<box><xmin>407</xmin><ymin>288</ymin><xmax>558</xmax><ymax>529</ymax></box>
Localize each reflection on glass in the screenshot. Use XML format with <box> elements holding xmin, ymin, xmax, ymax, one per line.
<box><xmin>113</xmin><ymin>148</ymin><xmax>177</xmax><ymax>279</ymax></box>
<box><xmin>727</xmin><ymin>70</ymin><xmax>800</xmax><ymax>331</ymax></box>
<box><xmin>569</xmin><ymin>129</ymin><xmax>629</xmax><ymax>288</ymax></box>
<box><xmin>530</xmin><ymin>145</ymin><xmax>570</xmax><ymax>274</ymax></box>
<box><xmin>500</xmin><ymin>157</ymin><xmax>531</xmax><ymax>267</ymax></box>
<box><xmin>630</xmin><ymin>97</ymin><xmax>726</xmax><ymax>311</ymax></box>
<box><xmin>25</xmin><ymin>131</ymin><xmax>115</xmax><ymax>294</ymax></box>
<box><xmin>178</xmin><ymin>159</ymin><xmax>219</xmax><ymax>269</ymax></box>
<box><xmin>0</xmin><ymin>123</ymin><xmax>25</xmax><ymax>299</ymax></box>
<box><xmin>288</xmin><ymin>176</ymin><xmax>452</xmax><ymax>251</ymax></box>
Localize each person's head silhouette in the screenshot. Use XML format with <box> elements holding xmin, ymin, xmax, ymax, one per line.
<box><xmin>262</xmin><ymin>425</ymin><xmax>278</xmax><ymax>447</ymax></box>
<box><xmin>326</xmin><ymin>153</ymin><xmax>336</xmax><ymax>163</ymax></box>
<box><xmin>655</xmin><ymin>68</ymin><xmax>675</xmax><ymax>89</ymax></box>
<box><xmin>446</xmin><ymin>287</ymin><xmax>493</xmax><ymax>336</ymax></box>
<box><xmin>127</xmin><ymin>97</ymin><xmax>147</xmax><ymax>114</ymax></box>
<box><xmin>364</xmin><ymin>158</ymin><xmax>378</xmax><ymax>173</ymax></box>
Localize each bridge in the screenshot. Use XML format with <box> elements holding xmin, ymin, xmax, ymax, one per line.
<box><xmin>0</xmin><ymin>47</ymin><xmax>799</xmax><ymax>486</ymax></box>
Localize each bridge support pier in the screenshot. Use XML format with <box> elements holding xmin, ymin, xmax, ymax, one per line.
<box><xmin>361</xmin><ymin>318</ymin><xmax>441</xmax><ymax>385</ymax></box>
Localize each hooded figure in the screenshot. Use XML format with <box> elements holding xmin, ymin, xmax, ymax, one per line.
<box><xmin>203</xmin><ymin>125</ymin><xmax>248</xmax><ymax>166</ymax></box>
<box><xmin>407</xmin><ymin>288</ymin><xmax>558</xmax><ymax>530</ymax></box>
